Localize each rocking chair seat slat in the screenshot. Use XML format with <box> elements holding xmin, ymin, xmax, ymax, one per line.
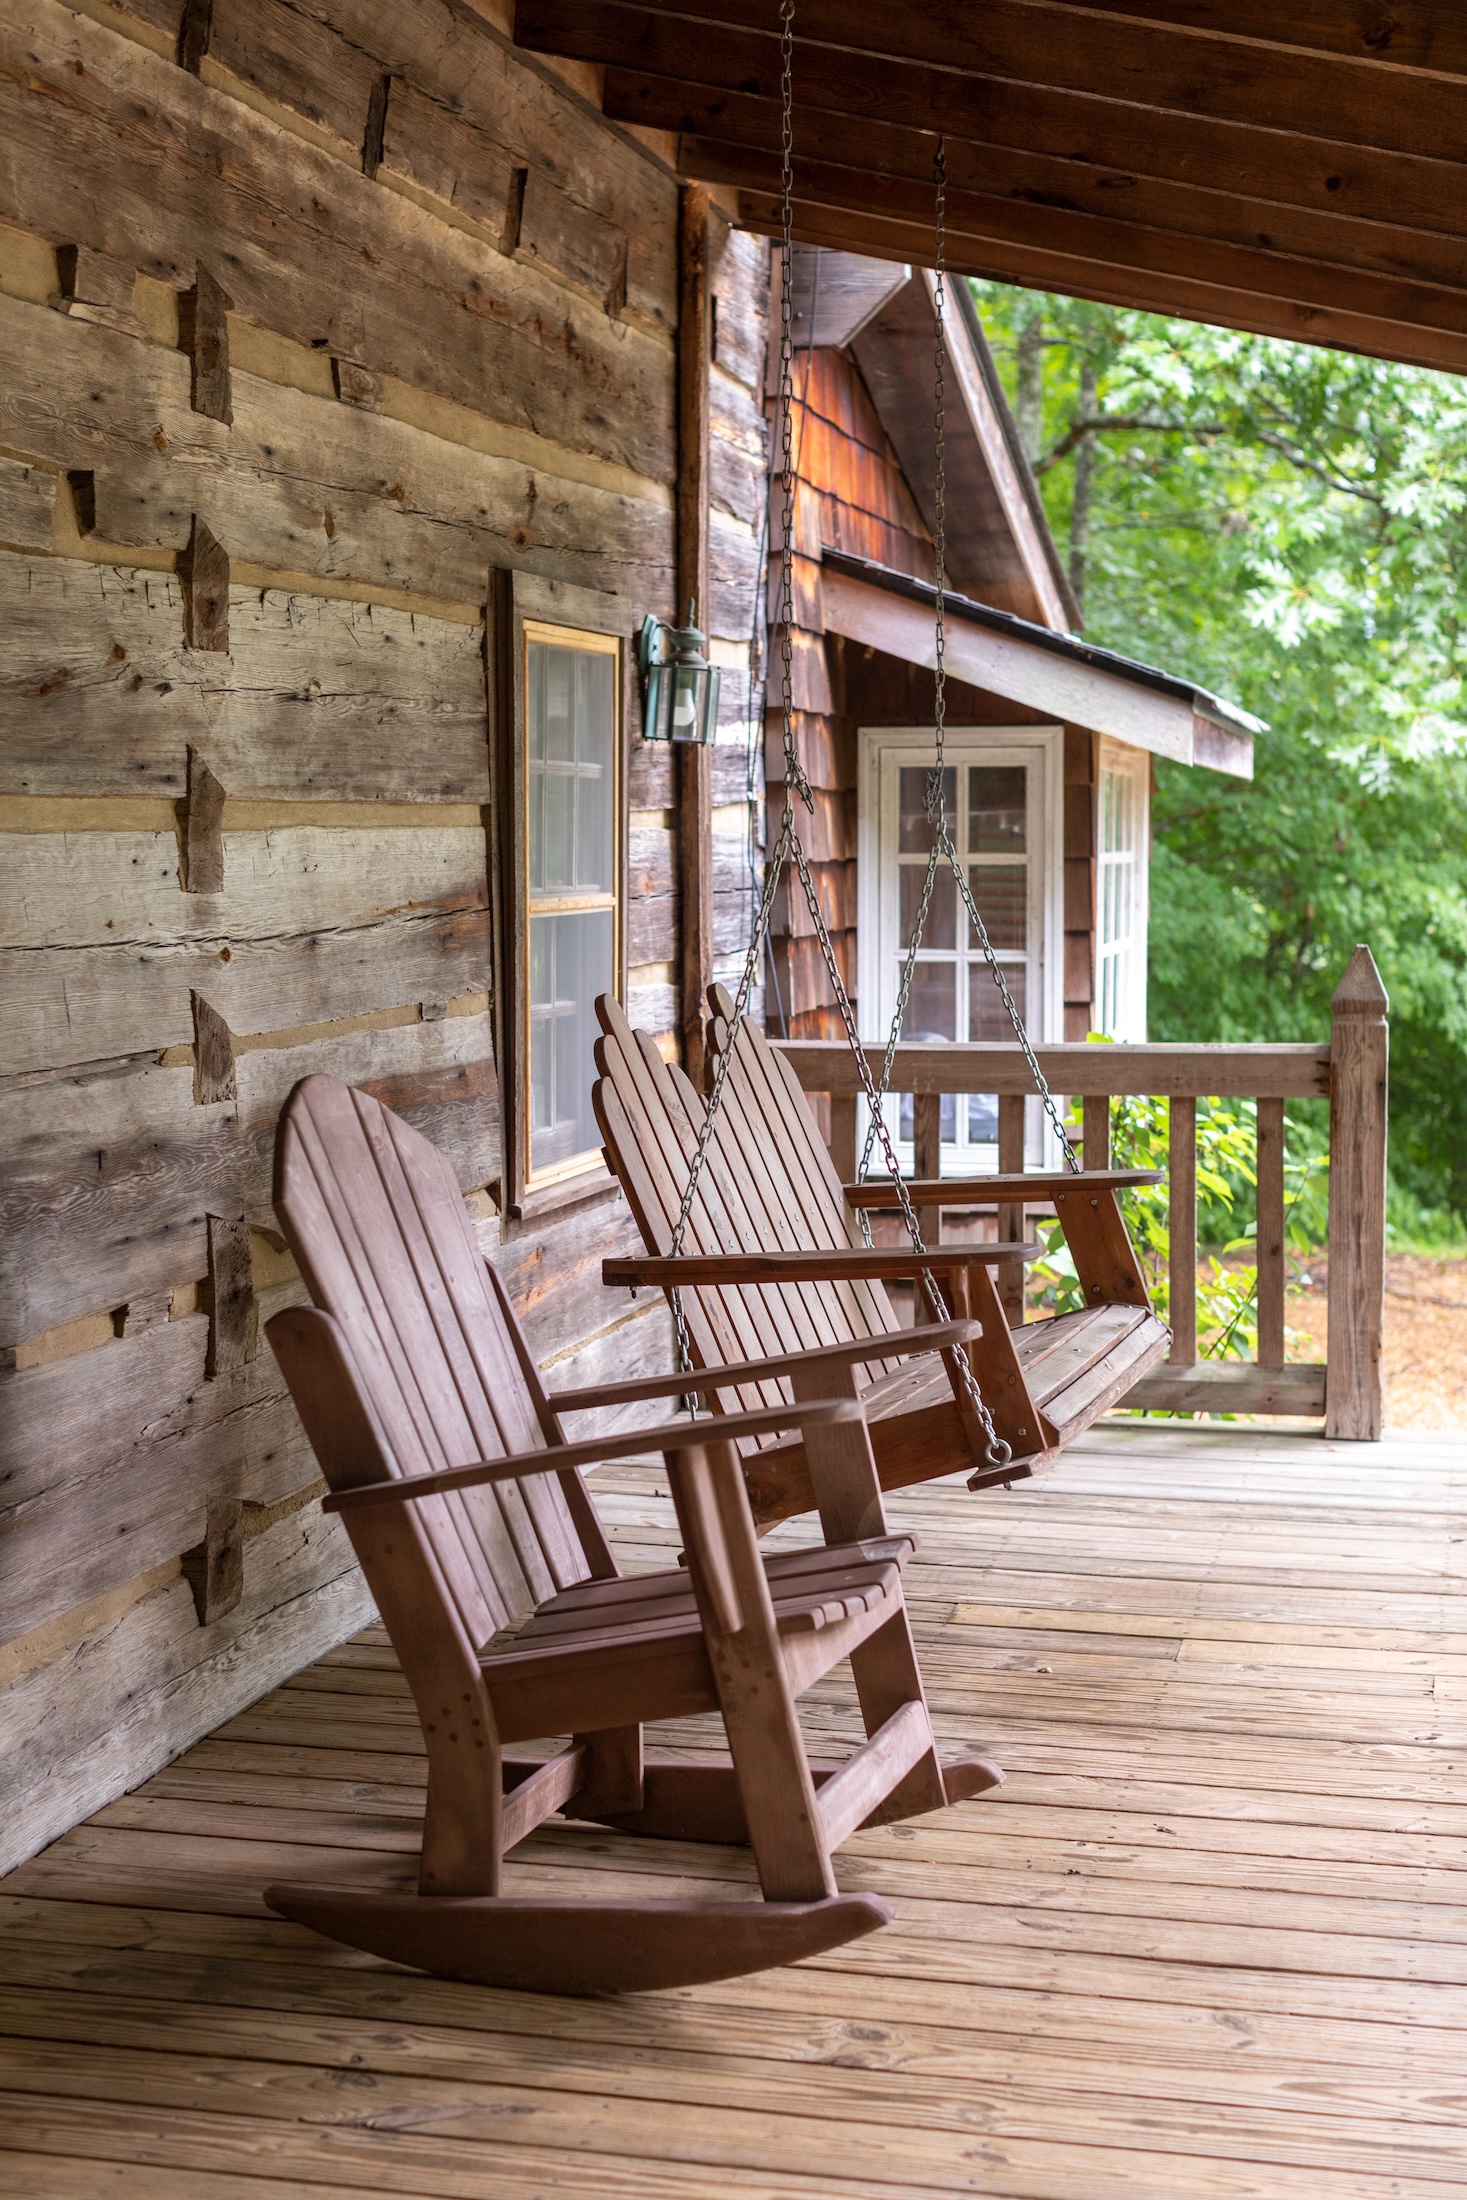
<box><xmin>483</xmin><ymin>1543</ymin><xmax>911</xmax><ymax>1745</ymax></box>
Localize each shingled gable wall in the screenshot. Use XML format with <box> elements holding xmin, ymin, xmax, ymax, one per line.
<box><xmin>766</xmin><ymin>341</ymin><xmax>1098</xmax><ymax>1052</ymax></box>
<box><xmin>0</xmin><ymin>0</ymin><xmax>765</xmax><ymax>1869</ymax></box>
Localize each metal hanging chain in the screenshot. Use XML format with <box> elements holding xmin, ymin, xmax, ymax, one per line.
<box><xmin>856</xmin><ymin>137</ymin><xmax>1082</xmax><ymax>1190</ymax></box>
<box><xmin>656</xmin><ymin>36</ymin><xmax>1010</xmax><ymax>1466</ymax></box>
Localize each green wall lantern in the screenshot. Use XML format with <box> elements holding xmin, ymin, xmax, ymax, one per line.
<box><xmin>638</xmin><ymin>600</ymin><xmax>722</xmax><ymax>744</ymax></box>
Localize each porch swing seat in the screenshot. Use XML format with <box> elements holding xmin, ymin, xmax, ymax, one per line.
<box><xmin>262</xmin><ymin>1072</ymin><xmax>1002</xmax><ymax>1997</ymax></box>
<box><xmin>594</xmin><ymin>991</ymin><xmax>1171</xmax><ymax>1530</ymax></box>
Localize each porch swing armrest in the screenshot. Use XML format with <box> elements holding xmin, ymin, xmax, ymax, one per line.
<box><xmin>845</xmin><ymin>1170</ymin><xmax>1162</xmax><ymax>1206</ymax></box>
<box><xmin>602</xmin><ymin>1245</ymin><xmax>1042</xmax><ymax>1288</ymax></box>
<box><xmin>323</xmin><ymin>1398</ymin><xmax>868</xmax><ymax>1514</ymax></box>
<box><xmin>551</xmin><ymin>1318</ymin><xmax>985</xmax><ymax>1412</ymax></box>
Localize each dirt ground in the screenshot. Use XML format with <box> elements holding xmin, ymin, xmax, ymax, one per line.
<box><xmin>1285</xmin><ymin>1254</ymin><xmax>1467</xmax><ymax>1432</ymax></box>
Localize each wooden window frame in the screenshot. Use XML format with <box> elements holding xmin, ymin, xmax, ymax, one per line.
<box><xmin>490</xmin><ymin>571</ymin><xmax>634</xmax><ymax>1224</ymax></box>
<box><xmin>1095</xmin><ymin>736</ymin><xmax>1151</xmax><ymax>1042</ymax></box>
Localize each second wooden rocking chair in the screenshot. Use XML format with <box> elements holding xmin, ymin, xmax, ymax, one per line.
<box><xmin>263</xmin><ymin>1073</ymin><xmax>1002</xmax><ymax>1997</ymax></box>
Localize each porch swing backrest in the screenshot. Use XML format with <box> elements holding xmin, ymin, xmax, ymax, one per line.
<box><xmin>593</xmin><ymin>997</ymin><xmax>911</xmax><ymax>1423</ymax></box>
<box><xmin>272</xmin><ymin>1075</ymin><xmax>600</xmax><ymax>1647</ymax></box>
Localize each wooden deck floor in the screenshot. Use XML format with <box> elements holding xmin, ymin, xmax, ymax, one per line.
<box><xmin>2</xmin><ymin>1423</ymin><xmax>1466</xmax><ymax>2199</ymax></box>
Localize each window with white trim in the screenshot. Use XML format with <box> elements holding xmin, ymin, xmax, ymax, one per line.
<box><xmin>1095</xmin><ymin>738</ymin><xmax>1150</xmax><ymax>1041</ymax></box>
<box><xmin>523</xmin><ymin>623</ymin><xmax>620</xmax><ymax>1183</ymax></box>
<box><xmin>859</xmin><ymin>727</ymin><xmax>1062</xmax><ymax>1171</ymax></box>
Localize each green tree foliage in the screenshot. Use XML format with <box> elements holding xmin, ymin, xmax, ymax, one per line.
<box><xmin>975</xmin><ymin>285</ymin><xmax>1467</xmax><ymax>1233</ymax></box>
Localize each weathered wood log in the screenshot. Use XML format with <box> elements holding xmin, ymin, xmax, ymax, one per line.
<box><xmin>0</xmin><ymin>1293</ymin><xmax>320</xmax><ymax>1644</ymax></box>
<box><xmin>0</xmin><ymin>557</ymin><xmax>492</xmax><ymax>802</ymax></box>
<box><xmin>0</xmin><ymin>1</ymin><xmax>675</xmax><ymax>482</ymax></box>
<box><xmin>233</xmin><ymin>1012</ymin><xmax>498</xmax><ymax>1228</ymax></box>
<box><xmin>0</xmin><ymin>1061</ymin><xmax>243</xmax><ymax>1343</ymax></box>
<box><xmin>0</xmin><ymin>824</ymin><xmax>491</xmax><ymax>1073</ymax></box>
<box><xmin>0</xmin><ymin>1504</ymin><xmax>371</xmax><ymax>1872</ymax></box>
<box><xmin>0</xmin><ymin>457</ymin><xmax>55</xmax><ymax>552</ymax></box>
<box><xmin>316</xmin><ymin>0</ymin><xmax>677</xmax><ymax>330</ymax></box>
<box><xmin>208</xmin><ymin>0</ymin><xmax>382</xmax><ymax>153</ymax></box>
<box><xmin>0</xmin><ymin>302</ymin><xmax>673</xmax><ymax>609</ymax></box>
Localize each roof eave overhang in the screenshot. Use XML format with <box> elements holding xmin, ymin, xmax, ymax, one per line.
<box><xmin>820</xmin><ymin>550</ymin><xmax>1259</xmax><ymax>777</ymax></box>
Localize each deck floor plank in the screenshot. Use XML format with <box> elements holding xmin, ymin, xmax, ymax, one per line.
<box><xmin>3</xmin><ymin>1423</ymin><xmax>1466</xmax><ymax>2197</ymax></box>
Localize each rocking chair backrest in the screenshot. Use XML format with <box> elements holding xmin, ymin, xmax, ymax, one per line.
<box><xmin>273</xmin><ymin>1075</ymin><xmax>601</xmax><ymax>1645</ymax></box>
<box><xmin>593</xmin><ymin>997</ymin><xmax>907</xmax><ymax>1421</ymax></box>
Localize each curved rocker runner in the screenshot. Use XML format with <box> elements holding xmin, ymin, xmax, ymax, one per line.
<box><xmin>262</xmin><ymin>1073</ymin><xmax>1002</xmax><ymax>1997</ymax></box>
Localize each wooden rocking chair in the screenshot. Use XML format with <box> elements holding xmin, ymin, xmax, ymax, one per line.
<box><xmin>593</xmin><ymin>989</ymin><xmax>1171</xmax><ymax>1531</ymax></box>
<box><xmin>262</xmin><ymin>1073</ymin><xmax>1002</xmax><ymax>1996</ymax></box>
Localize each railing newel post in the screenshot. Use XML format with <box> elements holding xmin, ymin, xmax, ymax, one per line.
<box><xmin>1326</xmin><ymin>946</ymin><xmax>1388</xmax><ymax>1441</ymax></box>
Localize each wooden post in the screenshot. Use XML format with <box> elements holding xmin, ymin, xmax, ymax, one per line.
<box><xmin>1168</xmin><ymin>1095</ymin><xmax>1197</xmax><ymax>1363</ymax></box>
<box><xmin>913</xmin><ymin>1091</ymin><xmax>942</xmax><ymax>1249</ymax></box>
<box><xmin>829</xmin><ymin>1094</ymin><xmax>857</xmax><ymax>1185</ymax></box>
<box><xmin>1255</xmin><ymin>1096</ymin><xmax>1286</xmax><ymax>1369</ymax></box>
<box><xmin>997</xmin><ymin>1092</ymin><xmax>1026</xmax><ymax>1324</ymax></box>
<box><xmin>676</xmin><ymin>184</ymin><xmax>714</xmax><ymax>1087</ymax></box>
<box><xmin>1082</xmin><ymin>1094</ymin><xmax>1110</xmax><ymax>1170</ymax></box>
<box><xmin>1326</xmin><ymin>946</ymin><xmax>1388</xmax><ymax>1439</ymax></box>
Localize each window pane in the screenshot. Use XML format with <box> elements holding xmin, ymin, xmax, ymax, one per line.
<box><xmin>900</xmin><ymin>862</ymin><xmax>955</xmax><ymax>950</ymax></box>
<box><xmin>967</xmin><ymin>863</ymin><xmax>1027</xmax><ymax>951</ymax></box>
<box><xmin>899</xmin><ymin>766</ymin><xmax>956</xmax><ymax>852</ymax></box>
<box><xmin>528</xmin><ymin>907</ymin><xmax>613</xmax><ymax>1173</ymax></box>
<box><xmin>899</xmin><ymin>1094</ymin><xmax>956</xmax><ymax>1142</ymax></box>
<box><xmin>528</xmin><ymin>641</ymin><xmax>615</xmax><ymax>894</ymax></box>
<box><xmin>900</xmin><ymin>960</ymin><xmax>956</xmax><ymax>1041</ymax></box>
<box><xmin>969</xmin><ymin>959</ymin><xmax>1026</xmax><ymax>1042</ymax></box>
<box><xmin>968</xmin><ymin>765</ymin><xmax>1027</xmax><ymax>854</ymax></box>
<box><xmin>967</xmin><ymin>1093</ymin><xmax>999</xmax><ymax>1142</ymax></box>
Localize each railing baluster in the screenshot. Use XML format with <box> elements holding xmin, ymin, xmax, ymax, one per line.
<box><xmin>829</xmin><ymin>1095</ymin><xmax>857</xmax><ymax>1187</ymax></box>
<box><xmin>997</xmin><ymin>1092</ymin><xmax>1026</xmax><ymax>1325</ymax></box>
<box><xmin>1168</xmin><ymin>1095</ymin><xmax>1197</xmax><ymax>1363</ymax></box>
<box><xmin>914</xmin><ymin>1091</ymin><xmax>942</xmax><ymax>1251</ymax></box>
<box><xmin>1255</xmin><ymin>1096</ymin><xmax>1286</xmax><ymax>1369</ymax></box>
<box><xmin>1082</xmin><ymin>1094</ymin><xmax>1110</xmax><ymax>1171</ymax></box>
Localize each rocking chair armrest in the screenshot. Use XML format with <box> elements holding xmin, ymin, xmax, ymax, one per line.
<box><xmin>845</xmin><ymin>1169</ymin><xmax>1162</xmax><ymax>1206</ymax></box>
<box><xmin>602</xmin><ymin>1245</ymin><xmax>1042</xmax><ymax>1289</ymax></box>
<box><xmin>323</xmin><ymin>1397</ymin><xmax>868</xmax><ymax>1515</ymax></box>
<box><xmin>550</xmin><ymin>1317</ymin><xmax>984</xmax><ymax>1412</ymax></box>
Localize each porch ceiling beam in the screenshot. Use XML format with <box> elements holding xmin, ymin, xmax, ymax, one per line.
<box><xmin>518</xmin><ymin>1</ymin><xmax>1467</xmax><ymax>163</ymax></box>
<box><xmin>738</xmin><ymin>192</ymin><xmax>1467</xmax><ymax>380</ymax></box>
<box><xmin>606</xmin><ymin>75</ymin><xmax>1467</xmax><ymax>276</ymax></box>
<box><xmin>956</xmin><ymin>1</ymin><xmax>1467</xmax><ymax>79</ymax></box>
<box><xmin>513</xmin><ymin>3</ymin><xmax>1467</xmax><ymax>369</ymax></box>
<box><xmin>714</xmin><ymin>148</ymin><xmax>1467</xmax><ymax>370</ymax></box>
<box><xmin>587</xmin><ymin>43</ymin><xmax>1467</xmax><ymax>254</ymax></box>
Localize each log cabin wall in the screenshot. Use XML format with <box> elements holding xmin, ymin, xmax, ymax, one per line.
<box><xmin>0</xmin><ymin>0</ymin><xmax>764</xmax><ymax>1870</ymax></box>
<box><xmin>768</xmin><ymin>341</ymin><xmax>1097</xmax><ymax>1048</ymax></box>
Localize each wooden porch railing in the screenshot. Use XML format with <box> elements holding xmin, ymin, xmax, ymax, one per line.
<box><xmin>774</xmin><ymin>947</ymin><xmax>1388</xmax><ymax>1440</ymax></box>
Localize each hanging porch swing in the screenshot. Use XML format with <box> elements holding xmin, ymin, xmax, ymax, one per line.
<box><xmin>593</xmin><ymin>0</ymin><xmax>1171</xmax><ymax>1528</ymax></box>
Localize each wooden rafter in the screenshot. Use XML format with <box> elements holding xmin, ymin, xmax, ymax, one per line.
<box><xmin>514</xmin><ymin>0</ymin><xmax>1467</xmax><ymax>371</ymax></box>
